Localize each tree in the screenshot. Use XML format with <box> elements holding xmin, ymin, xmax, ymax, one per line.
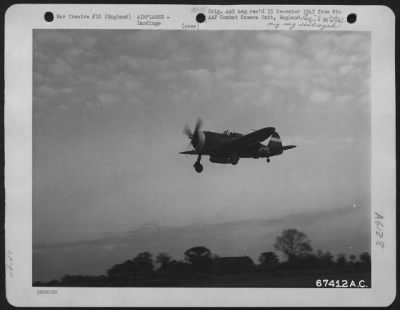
<box><xmin>211</xmin><ymin>254</ymin><xmax>220</xmax><ymax>261</ymax></box>
<box><xmin>336</xmin><ymin>253</ymin><xmax>347</xmax><ymax>267</ymax></box>
<box><xmin>156</xmin><ymin>252</ymin><xmax>172</xmax><ymax>271</ymax></box>
<box><xmin>107</xmin><ymin>260</ymin><xmax>137</xmax><ymax>278</ymax></box>
<box><xmin>132</xmin><ymin>252</ymin><xmax>154</xmax><ymax>274</ymax></box>
<box><xmin>321</xmin><ymin>251</ymin><xmax>334</xmax><ymax>267</ymax></box>
<box><xmin>167</xmin><ymin>260</ymin><xmax>191</xmax><ymax>276</ymax></box>
<box><xmin>274</xmin><ymin>229</ymin><xmax>312</xmax><ymax>261</ymax></box>
<box><xmin>315</xmin><ymin>249</ymin><xmax>334</xmax><ymax>267</ymax></box>
<box><xmin>359</xmin><ymin>252</ymin><xmax>371</xmax><ymax>267</ymax></box>
<box><xmin>184</xmin><ymin>246</ymin><xmax>213</xmax><ymax>272</ymax></box>
<box><xmin>259</xmin><ymin>251</ymin><xmax>280</xmax><ymax>270</ymax></box>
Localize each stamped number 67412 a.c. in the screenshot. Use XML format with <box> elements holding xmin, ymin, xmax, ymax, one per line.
<box><xmin>316</xmin><ymin>279</ymin><xmax>368</xmax><ymax>288</ymax></box>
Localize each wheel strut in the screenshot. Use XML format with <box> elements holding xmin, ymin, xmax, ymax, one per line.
<box><xmin>194</xmin><ymin>154</ymin><xmax>203</xmax><ymax>173</ymax></box>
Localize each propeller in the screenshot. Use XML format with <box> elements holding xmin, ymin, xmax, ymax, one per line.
<box><xmin>183</xmin><ymin>118</ymin><xmax>203</xmax><ymax>149</ymax></box>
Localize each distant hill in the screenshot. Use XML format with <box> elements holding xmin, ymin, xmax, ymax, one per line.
<box><xmin>33</xmin><ymin>205</ymin><xmax>369</xmax><ymax>282</ymax></box>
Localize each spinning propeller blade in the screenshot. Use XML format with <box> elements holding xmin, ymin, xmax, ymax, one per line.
<box><xmin>193</xmin><ymin>118</ymin><xmax>202</xmax><ymax>135</ymax></box>
<box><xmin>183</xmin><ymin>124</ymin><xmax>192</xmax><ymax>138</ymax></box>
<box><xmin>183</xmin><ymin>118</ymin><xmax>203</xmax><ymax>149</ymax></box>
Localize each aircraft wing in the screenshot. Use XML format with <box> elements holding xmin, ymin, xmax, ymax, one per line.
<box><xmin>180</xmin><ymin>150</ymin><xmax>198</xmax><ymax>155</ymax></box>
<box><xmin>228</xmin><ymin>127</ymin><xmax>275</xmax><ymax>150</ymax></box>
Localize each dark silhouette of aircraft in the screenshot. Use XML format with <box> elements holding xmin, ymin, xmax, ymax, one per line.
<box><xmin>181</xmin><ymin>119</ymin><xmax>296</xmax><ymax>173</ymax></box>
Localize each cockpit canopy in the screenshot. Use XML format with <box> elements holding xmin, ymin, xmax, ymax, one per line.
<box><xmin>223</xmin><ymin>130</ymin><xmax>242</xmax><ymax>137</ymax></box>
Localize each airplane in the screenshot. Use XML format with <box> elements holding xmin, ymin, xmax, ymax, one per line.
<box><xmin>181</xmin><ymin>119</ymin><xmax>296</xmax><ymax>173</ymax></box>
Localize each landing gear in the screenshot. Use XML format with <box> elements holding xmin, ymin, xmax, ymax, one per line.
<box><xmin>194</xmin><ymin>162</ymin><xmax>203</xmax><ymax>173</ymax></box>
<box><xmin>266</xmin><ymin>157</ymin><xmax>270</xmax><ymax>163</ymax></box>
<box><xmin>194</xmin><ymin>154</ymin><xmax>203</xmax><ymax>173</ymax></box>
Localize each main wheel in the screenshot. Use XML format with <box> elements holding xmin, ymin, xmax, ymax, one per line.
<box><xmin>194</xmin><ymin>163</ymin><xmax>203</xmax><ymax>173</ymax></box>
<box><xmin>266</xmin><ymin>157</ymin><xmax>270</xmax><ymax>163</ymax></box>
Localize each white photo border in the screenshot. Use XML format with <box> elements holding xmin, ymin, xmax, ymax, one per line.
<box><xmin>5</xmin><ymin>4</ymin><xmax>396</xmax><ymax>307</ymax></box>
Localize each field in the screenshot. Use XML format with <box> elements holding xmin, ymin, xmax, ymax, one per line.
<box><xmin>35</xmin><ymin>269</ymin><xmax>370</xmax><ymax>288</ymax></box>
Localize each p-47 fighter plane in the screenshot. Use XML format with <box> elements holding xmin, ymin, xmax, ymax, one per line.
<box><xmin>181</xmin><ymin>119</ymin><xmax>296</xmax><ymax>173</ymax></box>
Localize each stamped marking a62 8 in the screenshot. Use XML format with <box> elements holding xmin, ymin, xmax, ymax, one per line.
<box><xmin>374</xmin><ymin>212</ymin><xmax>384</xmax><ymax>249</ymax></box>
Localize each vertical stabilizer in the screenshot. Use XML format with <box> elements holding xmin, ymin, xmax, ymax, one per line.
<box><xmin>267</xmin><ymin>132</ymin><xmax>283</xmax><ymax>154</ymax></box>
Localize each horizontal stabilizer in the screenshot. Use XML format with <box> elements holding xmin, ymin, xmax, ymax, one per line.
<box><xmin>180</xmin><ymin>150</ymin><xmax>198</xmax><ymax>155</ymax></box>
<box><xmin>282</xmin><ymin>145</ymin><xmax>296</xmax><ymax>151</ymax></box>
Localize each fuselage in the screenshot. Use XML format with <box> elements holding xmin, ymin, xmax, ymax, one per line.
<box><xmin>198</xmin><ymin>131</ymin><xmax>278</xmax><ymax>159</ymax></box>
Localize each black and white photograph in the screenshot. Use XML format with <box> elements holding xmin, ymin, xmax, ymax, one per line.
<box><xmin>32</xmin><ymin>29</ymin><xmax>371</xmax><ymax>288</ymax></box>
<box><xmin>4</xmin><ymin>4</ymin><xmax>396</xmax><ymax>307</ymax></box>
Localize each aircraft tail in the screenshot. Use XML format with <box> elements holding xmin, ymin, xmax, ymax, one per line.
<box><xmin>267</xmin><ymin>132</ymin><xmax>283</xmax><ymax>154</ymax></box>
<box><xmin>267</xmin><ymin>133</ymin><xmax>296</xmax><ymax>154</ymax></box>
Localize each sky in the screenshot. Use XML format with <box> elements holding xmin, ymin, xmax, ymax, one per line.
<box><xmin>33</xmin><ymin>30</ymin><xmax>370</xmax><ymax>281</ymax></box>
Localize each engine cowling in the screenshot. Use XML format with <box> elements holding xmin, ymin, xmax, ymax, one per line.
<box><xmin>192</xmin><ymin>131</ymin><xmax>205</xmax><ymax>151</ymax></box>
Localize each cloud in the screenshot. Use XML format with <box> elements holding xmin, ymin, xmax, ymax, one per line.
<box><xmin>33</xmin><ymin>30</ymin><xmax>370</xmax><ymax>116</ymax></box>
<box><xmin>309</xmin><ymin>89</ymin><xmax>332</xmax><ymax>104</ymax></box>
<box><xmin>289</xmin><ymin>135</ymin><xmax>320</xmax><ymax>145</ymax></box>
<box><xmin>97</xmin><ymin>72</ymin><xmax>143</xmax><ymax>93</ymax></box>
<box><xmin>257</xmin><ymin>32</ymin><xmax>298</xmax><ymax>49</ymax></box>
<box><xmin>49</xmin><ymin>58</ymin><xmax>73</xmax><ymax>76</ymax></box>
<box><xmin>338</xmin><ymin>64</ymin><xmax>354</xmax><ymax>76</ymax></box>
<box><xmin>97</xmin><ymin>92</ymin><xmax>119</xmax><ymax>105</ymax></box>
<box><xmin>34</xmin><ymin>205</ymin><xmax>366</xmax><ymax>251</ymax></box>
<box><xmin>34</xmin><ymin>30</ymin><xmax>73</xmax><ymax>46</ymax></box>
<box><xmin>37</xmin><ymin>85</ymin><xmax>58</xmax><ymax>98</ymax></box>
<box><xmin>78</xmin><ymin>35</ymin><xmax>97</xmax><ymax>49</ymax></box>
<box><xmin>118</xmin><ymin>55</ymin><xmax>142</xmax><ymax>70</ymax></box>
<box><xmin>64</xmin><ymin>47</ymin><xmax>85</xmax><ymax>58</ymax></box>
<box><xmin>182</xmin><ymin>68</ymin><xmax>212</xmax><ymax>81</ymax></box>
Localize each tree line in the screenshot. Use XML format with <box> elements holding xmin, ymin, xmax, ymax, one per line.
<box><xmin>34</xmin><ymin>229</ymin><xmax>371</xmax><ymax>286</ymax></box>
